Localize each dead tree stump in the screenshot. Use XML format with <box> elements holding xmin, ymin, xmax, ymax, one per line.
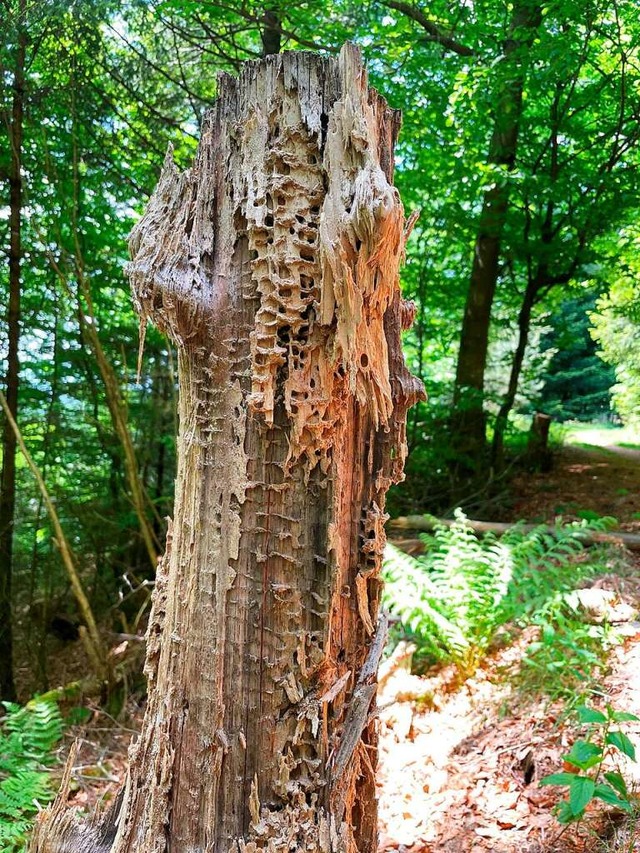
<box><xmin>527</xmin><ymin>411</ymin><xmax>552</xmax><ymax>472</ymax></box>
<box><xmin>31</xmin><ymin>45</ymin><xmax>423</xmax><ymax>853</ymax></box>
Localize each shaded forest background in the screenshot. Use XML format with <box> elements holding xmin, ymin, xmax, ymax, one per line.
<box><xmin>2</xmin><ymin>0</ymin><xmax>640</xmax><ymax>704</ymax></box>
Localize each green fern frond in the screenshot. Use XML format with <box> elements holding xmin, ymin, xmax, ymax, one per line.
<box><xmin>383</xmin><ymin>511</ymin><xmax>603</xmax><ymax>674</ymax></box>
<box><xmin>0</xmin><ymin>699</ymin><xmax>65</xmax><ymax>851</ymax></box>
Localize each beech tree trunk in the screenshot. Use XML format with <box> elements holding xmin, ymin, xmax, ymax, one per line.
<box><xmin>32</xmin><ymin>45</ymin><xmax>422</xmax><ymax>853</ymax></box>
<box><xmin>451</xmin><ymin>0</ymin><xmax>542</xmax><ymax>469</ymax></box>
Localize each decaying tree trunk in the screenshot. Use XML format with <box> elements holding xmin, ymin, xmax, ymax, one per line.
<box><xmin>32</xmin><ymin>44</ymin><xmax>423</xmax><ymax>853</ymax></box>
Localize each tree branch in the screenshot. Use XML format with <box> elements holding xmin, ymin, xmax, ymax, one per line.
<box><xmin>384</xmin><ymin>0</ymin><xmax>475</xmax><ymax>57</ymax></box>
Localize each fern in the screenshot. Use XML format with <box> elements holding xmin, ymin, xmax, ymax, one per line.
<box><xmin>0</xmin><ymin>699</ymin><xmax>64</xmax><ymax>852</ymax></box>
<box><xmin>383</xmin><ymin>543</ymin><xmax>472</xmax><ymax>661</ymax></box>
<box><xmin>383</xmin><ymin>510</ymin><xmax>603</xmax><ymax>674</ymax></box>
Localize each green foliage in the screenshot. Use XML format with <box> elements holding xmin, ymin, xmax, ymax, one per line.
<box><xmin>519</xmin><ymin>609</ymin><xmax>612</xmax><ymax>703</ymax></box>
<box><xmin>364</xmin><ymin>0</ymin><xmax>640</xmax><ymax>478</ymax></box>
<box><xmin>540</xmin><ymin>703</ymin><xmax>639</xmax><ymax>824</ymax></box>
<box><xmin>383</xmin><ymin>511</ymin><xmax>611</xmax><ymax>678</ymax></box>
<box><xmin>2</xmin><ymin>0</ymin><xmax>640</xmax><ymax>693</ymax></box>
<box><xmin>537</xmin><ymin>294</ymin><xmax>615</xmax><ymax>422</ymax></box>
<box><xmin>590</xmin><ymin>226</ymin><xmax>640</xmax><ymax>427</ymax></box>
<box><xmin>383</xmin><ymin>512</ymin><xmax>513</xmax><ymax>669</ymax></box>
<box><xmin>0</xmin><ymin>699</ymin><xmax>65</xmax><ymax>852</ymax></box>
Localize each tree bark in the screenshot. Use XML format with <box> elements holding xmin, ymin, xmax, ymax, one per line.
<box><xmin>490</xmin><ymin>81</ymin><xmax>563</xmax><ymax>470</ymax></box>
<box><xmin>77</xmin><ymin>277</ymin><xmax>160</xmax><ymax>569</ymax></box>
<box><xmin>32</xmin><ymin>45</ymin><xmax>423</xmax><ymax>853</ymax></box>
<box><xmin>490</xmin><ymin>275</ymin><xmax>538</xmax><ymax>468</ymax></box>
<box><xmin>526</xmin><ymin>412</ymin><xmax>552</xmax><ymax>472</ymax></box>
<box><xmin>451</xmin><ymin>0</ymin><xmax>542</xmax><ymax>466</ymax></box>
<box><xmin>0</xmin><ymin>5</ymin><xmax>26</xmax><ymax>703</ymax></box>
<box><xmin>261</xmin><ymin>6</ymin><xmax>282</xmax><ymax>56</ymax></box>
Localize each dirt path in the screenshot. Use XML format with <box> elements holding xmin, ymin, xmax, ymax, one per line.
<box><xmin>377</xmin><ymin>442</ymin><xmax>640</xmax><ymax>852</ymax></box>
<box><xmin>509</xmin><ymin>443</ymin><xmax>640</xmax><ymax>528</ymax></box>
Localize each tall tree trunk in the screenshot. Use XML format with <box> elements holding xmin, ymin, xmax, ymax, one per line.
<box><xmin>261</xmin><ymin>5</ymin><xmax>281</xmax><ymax>56</ymax></box>
<box><xmin>46</xmin><ymin>251</ymin><xmax>161</xmax><ymax>571</ymax></box>
<box><xmin>77</xmin><ymin>279</ymin><xmax>160</xmax><ymax>569</ymax></box>
<box><xmin>32</xmin><ymin>45</ymin><xmax>422</xmax><ymax>853</ymax></box>
<box><xmin>0</xmin><ymin>7</ymin><xmax>26</xmax><ymax>702</ymax></box>
<box><xmin>65</xmin><ymin>91</ymin><xmax>160</xmax><ymax>570</ymax></box>
<box><xmin>0</xmin><ymin>392</ymin><xmax>110</xmax><ymax>687</ymax></box>
<box><xmin>451</xmin><ymin>0</ymin><xmax>542</xmax><ymax>467</ymax></box>
<box><xmin>490</xmin><ymin>276</ymin><xmax>537</xmax><ymax>468</ymax></box>
<box><xmin>491</xmin><ymin>83</ymin><xmax>561</xmax><ymax>471</ymax></box>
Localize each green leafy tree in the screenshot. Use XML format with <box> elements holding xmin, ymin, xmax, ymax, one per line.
<box><xmin>591</xmin><ymin>227</ymin><xmax>640</xmax><ymax>426</ymax></box>
<box><xmin>538</xmin><ymin>294</ymin><xmax>615</xmax><ymax>422</ymax></box>
<box><xmin>359</xmin><ymin>0</ymin><xmax>640</xmax><ymax>485</ymax></box>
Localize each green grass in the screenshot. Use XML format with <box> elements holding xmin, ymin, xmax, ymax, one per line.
<box><xmin>560</xmin><ymin>422</ymin><xmax>640</xmax><ymax>449</ymax></box>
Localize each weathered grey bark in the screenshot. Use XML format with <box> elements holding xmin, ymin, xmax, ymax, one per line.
<box><xmin>32</xmin><ymin>45</ymin><xmax>422</xmax><ymax>853</ymax></box>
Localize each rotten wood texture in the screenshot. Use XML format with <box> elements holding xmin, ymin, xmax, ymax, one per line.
<box><xmin>32</xmin><ymin>45</ymin><xmax>423</xmax><ymax>853</ymax></box>
<box><xmin>388</xmin><ymin>517</ymin><xmax>640</xmax><ymax>552</ymax></box>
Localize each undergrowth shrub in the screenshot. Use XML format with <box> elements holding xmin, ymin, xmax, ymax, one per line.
<box><xmin>0</xmin><ymin>699</ymin><xmax>64</xmax><ymax>852</ymax></box>
<box><xmin>517</xmin><ymin>592</ymin><xmax>616</xmax><ymax>702</ymax></box>
<box><xmin>383</xmin><ymin>510</ymin><xmax>616</xmax><ymax>682</ymax></box>
<box><xmin>540</xmin><ymin>703</ymin><xmax>639</xmax><ymax>825</ymax></box>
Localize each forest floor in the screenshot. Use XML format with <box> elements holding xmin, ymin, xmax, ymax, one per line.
<box><xmin>377</xmin><ymin>584</ymin><xmax>640</xmax><ymax>852</ymax></box>
<box><xmin>41</xmin><ymin>439</ymin><xmax>640</xmax><ymax>851</ymax></box>
<box><xmin>378</xmin><ymin>439</ymin><xmax>640</xmax><ymax>852</ymax></box>
<box><xmin>509</xmin><ymin>437</ymin><xmax>640</xmax><ymax>528</ymax></box>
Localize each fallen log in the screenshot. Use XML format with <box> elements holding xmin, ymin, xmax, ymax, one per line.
<box><xmin>387</xmin><ymin>516</ymin><xmax>640</xmax><ymax>552</ymax></box>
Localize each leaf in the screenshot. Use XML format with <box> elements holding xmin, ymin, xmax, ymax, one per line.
<box><xmin>539</xmin><ymin>772</ymin><xmax>579</xmax><ymax>787</ymax></box>
<box><xmin>563</xmin><ymin>739</ymin><xmax>603</xmax><ymax>770</ymax></box>
<box><xmin>606</xmin><ymin>730</ymin><xmax>637</xmax><ymax>761</ymax></box>
<box><xmin>569</xmin><ymin>776</ymin><xmax>595</xmax><ymax>816</ymax></box>
<box><xmin>609</xmin><ymin>710</ymin><xmax>640</xmax><ymax>723</ymax></box>
<box><xmin>604</xmin><ymin>771</ymin><xmax>628</xmax><ymax>797</ymax></box>
<box><xmin>555</xmin><ymin>799</ymin><xmax>580</xmax><ymax>824</ymax></box>
<box><xmin>593</xmin><ymin>783</ymin><xmax>632</xmax><ymax>810</ymax></box>
<box><xmin>576</xmin><ymin>705</ymin><xmax>607</xmax><ymax>724</ymax></box>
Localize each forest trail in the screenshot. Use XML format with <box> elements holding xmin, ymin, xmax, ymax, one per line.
<box><xmin>377</xmin><ymin>607</ymin><xmax>640</xmax><ymax>853</ymax></box>
<box><xmin>378</xmin><ymin>440</ymin><xmax>640</xmax><ymax>852</ymax></box>
<box><xmin>509</xmin><ymin>440</ymin><xmax>640</xmax><ymax>528</ymax></box>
